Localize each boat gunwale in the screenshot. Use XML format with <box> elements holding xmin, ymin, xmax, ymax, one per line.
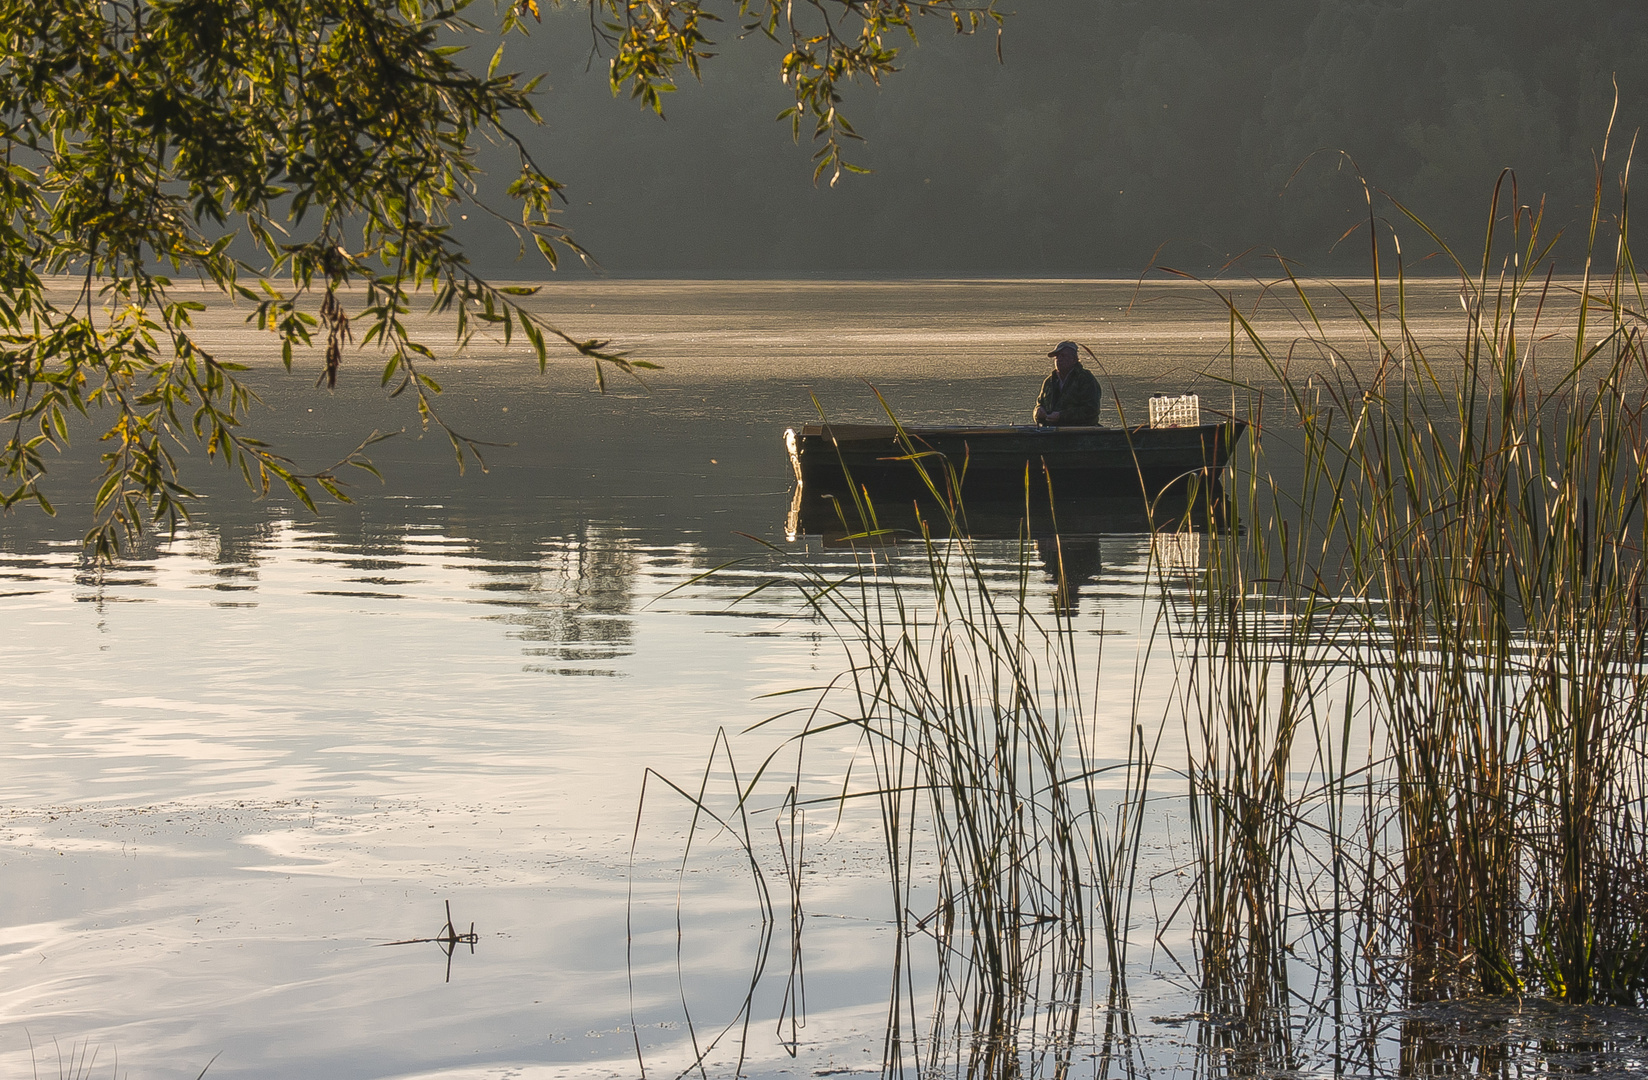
<box><xmin>790</xmin><ymin>420</ymin><xmax>1242</xmax><ymax>443</ymax></box>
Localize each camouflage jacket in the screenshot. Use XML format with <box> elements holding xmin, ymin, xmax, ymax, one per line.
<box><xmin>1033</xmin><ymin>363</ymin><xmax>1102</xmax><ymax>425</ymax></box>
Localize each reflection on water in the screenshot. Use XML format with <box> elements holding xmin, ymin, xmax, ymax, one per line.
<box><xmin>4</xmin><ymin>496</ymin><xmax>1186</xmax><ymax>1078</ymax></box>
<box><xmin>1395</xmin><ymin>1000</ymin><xmax>1648</xmax><ymax>1079</ymax></box>
<box><xmin>466</xmin><ymin>523</ymin><xmax>640</xmax><ymax>677</ymax></box>
<box><xmin>1036</xmin><ymin>535</ymin><xmax>1103</xmax><ymax>615</ymax></box>
<box><xmin>41</xmin><ymin>509</ymin><xmax>647</xmax><ymax>676</ymax></box>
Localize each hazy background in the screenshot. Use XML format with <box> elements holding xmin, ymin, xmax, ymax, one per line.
<box><xmin>444</xmin><ymin>0</ymin><xmax>1648</xmax><ymax>278</ymax></box>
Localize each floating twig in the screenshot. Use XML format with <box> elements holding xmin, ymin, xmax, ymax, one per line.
<box><xmin>377</xmin><ymin>900</ymin><xmax>477</xmax><ymax>982</ymax></box>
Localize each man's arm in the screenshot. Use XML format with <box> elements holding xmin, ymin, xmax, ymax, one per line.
<box><xmin>1033</xmin><ymin>375</ymin><xmax>1058</xmax><ymax>424</ymax></box>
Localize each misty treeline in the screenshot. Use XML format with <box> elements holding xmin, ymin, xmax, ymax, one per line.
<box><xmin>499</xmin><ymin>0</ymin><xmax>1647</xmax><ymax>276</ymax></box>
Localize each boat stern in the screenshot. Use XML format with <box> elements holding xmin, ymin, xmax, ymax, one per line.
<box><xmin>784</xmin><ymin>427</ymin><xmax>804</xmax><ymax>486</ymax></box>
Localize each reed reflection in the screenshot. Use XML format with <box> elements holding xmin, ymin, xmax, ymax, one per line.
<box><xmin>1192</xmin><ymin>970</ymin><xmax>1297</xmax><ymax>1080</ymax></box>
<box><xmin>1396</xmin><ymin>1000</ymin><xmax>1648</xmax><ymax>1080</ymax></box>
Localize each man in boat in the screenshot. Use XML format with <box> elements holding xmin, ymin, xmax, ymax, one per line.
<box><xmin>1033</xmin><ymin>341</ymin><xmax>1101</xmax><ymax>426</ymax></box>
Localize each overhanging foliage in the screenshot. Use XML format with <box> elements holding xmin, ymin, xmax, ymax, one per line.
<box><xmin>0</xmin><ymin>0</ymin><xmax>1000</xmax><ymax>556</ymax></box>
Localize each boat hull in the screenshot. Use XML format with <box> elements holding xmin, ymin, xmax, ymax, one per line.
<box><xmin>785</xmin><ymin>420</ymin><xmax>1246</xmax><ymax>504</ymax></box>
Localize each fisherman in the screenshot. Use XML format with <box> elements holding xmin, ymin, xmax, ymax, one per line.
<box><xmin>1033</xmin><ymin>341</ymin><xmax>1101</xmax><ymax>426</ymax></box>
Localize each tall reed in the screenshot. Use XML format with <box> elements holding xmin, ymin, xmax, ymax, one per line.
<box><xmin>802</xmin><ymin>463</ymin><xmax>1095</xmax><ymax>1075</ymax></box>
<box><xmin>736</xmin><ymin>421</ymin><xmax>1190</xmax><ymax>1074</ymax></box>
<box><xmin>1176</xmin><ymin>128</ymin><xmax>1648</xmax><ymax>1012</ymax></box>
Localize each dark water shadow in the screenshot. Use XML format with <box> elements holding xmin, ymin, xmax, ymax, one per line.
<box><xmin>1395</xmin><ymin>998</ymin><xmax>1648</xmax><ymax>1080</ymax></box>
<box><xmin>784</xmin><ymin>476</ymin><xmax>1231</xmax><ymax>546</ymax></box>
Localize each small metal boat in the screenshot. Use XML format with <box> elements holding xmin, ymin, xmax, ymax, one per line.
<box><xmin>785</xmin><ymin>418</ymin><xmax>1246</xmax><ymax>504</ymax></box>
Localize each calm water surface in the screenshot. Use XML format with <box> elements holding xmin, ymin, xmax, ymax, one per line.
<box><xmin>3</xmin><ymin>280</ymin><xmax>1606</xmax><ymax>1078</ymax></box>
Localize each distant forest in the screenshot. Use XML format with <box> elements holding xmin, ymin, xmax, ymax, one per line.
<box><xmin>473</xmin><ymin>0</ymin><xmax>1648</xmax><ymax>277</ymax></box>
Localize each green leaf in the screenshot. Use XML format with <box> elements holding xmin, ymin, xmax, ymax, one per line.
<box><xmin>281</xmin><ymin>474</ymin><xmax>319</xmax><ymax>514</ymax></box>
<box><xmin>94</xmin><ymin>472</ymin><xmax>121</xmax><ymax>511</ymax></box>
<box><xmin>533</xmin><ymin>234</ymin><xmax>558</xmax><ymax>268</ymax></box>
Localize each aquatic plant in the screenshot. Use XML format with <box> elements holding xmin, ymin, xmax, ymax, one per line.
<box><xmin>1172</xmin><ymin>118</ymin><xmax>1648</xmax><ymax>1011</ymax></box>
<box><xmin>765</xmin><ymin>465</ymin><xmax>1104</xmax><ymax>1075</ymax></box>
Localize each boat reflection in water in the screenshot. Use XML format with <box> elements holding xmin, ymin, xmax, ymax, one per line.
<box><xmin>785</xmin><ymin>478</ymin><xmax>1232</xmax><ymax>541</ymax></box>
<box><xmin>786</xmin><ymin>466</ymin><xmax>1228</xmax><ymax>623</ymax></box>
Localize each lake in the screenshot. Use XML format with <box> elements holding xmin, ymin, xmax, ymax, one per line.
<box><xmin>4</xmin><ymin>279</ymin><xmax>1641</xmax><ymax>1079</ymax></box>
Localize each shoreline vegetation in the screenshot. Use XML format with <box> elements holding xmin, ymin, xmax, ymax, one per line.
<box><xmin>642</xmin><ymin>148</ymin><xmax>1648</xmax><ymax>1074</ymax></box>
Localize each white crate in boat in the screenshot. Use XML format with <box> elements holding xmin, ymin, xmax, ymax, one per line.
<box><xmin>1149</xmin><ymin>393</ymin><xmax>1200</xmax><ymax>428</ymax></box>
